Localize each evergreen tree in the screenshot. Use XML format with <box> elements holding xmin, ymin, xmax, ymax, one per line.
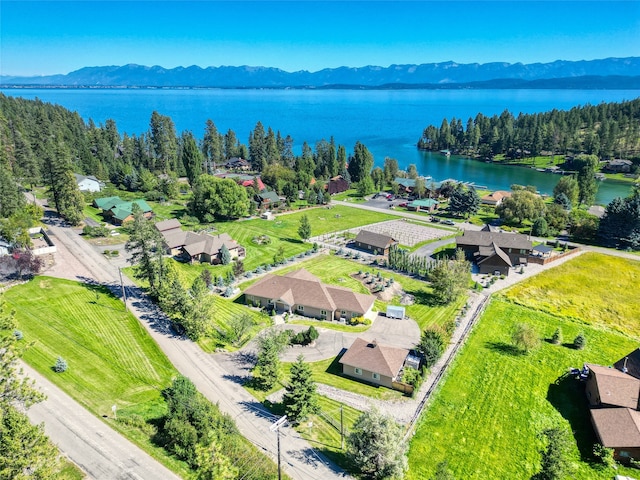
<box><xmin>202</xmin><ymin>119</ymin><xmax>223</xmax><ymax>172</ymax></box>
<box><xmin>298</xmin><ymin>214</ymin><xmax>311</xmax><ymax>241</ymax></box>
<box><xmin>42</xmin><ymin>142</ymin><xmax>84</xmax><ymax>225</ymax></box>
<box><xmin>598</xmin><ymin>188</ymin><xmax>640</xmax><ymax>249</ymax></box>
<box><xmin>536</xmin><ymin>427</ymin><xmax>570</xmax><ymax>480</ymax></box>
<box><xmin>219</xmin><ymin>244</ymin><xmax>231</xmax><ymax>265</ymax></box>
<box><xmin>0</xmin><ymin>167</ymin><xmax>25</xmax><ymax>218</ymax></box>
<box><xmin>347</xmin><ymin>408</ymin><xmax>408</xmax><ymax>480</ymax></box>
<box><xmin>149</xmin><ymin>111</ymin><xmax>178</xmax><ymax>173</ymax></box>
<box><xmin>347</xmin><ymin>141</ymin><xmax>374</xmax><ymax>184</ymax></box>
<box><xmin>181</xmin><ymin>131</ymin><xmax>203</xmax><ymax>185</ymax></box>
<box><xmin>575</xmin><ymin>154</ymin><xmax>599</xmax><ymax>206</ymax></box>
<box><xmin>416</xmin><ymin>328</ymin><xmax>446</xmax><ymax>368</ymax></box>
<box><xmin>183</xmin><ymin>277</ymin><xmax>214</xmax><ymax>341</ymax></box>
<box><xmin>449</xmin><ymin>184</ymin><xmax>480</xmax><ymax>218</ymax></box>
<box><xmin>125</xmin><ymin>207</ymin><xmax>165</xmax><ymax>297</ymax></box>
<box><xmin>282</xmin><ymin>354</ymin><xmax>319</xmax><ymax>425</ymax></box>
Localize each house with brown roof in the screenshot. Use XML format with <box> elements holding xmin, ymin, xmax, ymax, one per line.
<box><xmin>326</xmin><ymin>175</ymin><xmax>350</xmax><ymax>195</ymax></box>
<box><xmin>339</xmin><ymin>338</ymin><xmax>409</xmax><ymax>389</ymax></box>
<box><xmin>243</xmin><ymin>269</ymin><xmax>375</xmax><ymax>321</ymax></box>
<box><xmin>582</xmin><ymin>352</ymin><xmax>640</xmax><ymax>462</ymax></box>
<box><xmin>481</xmin><ymin>190</ymin><xmax>512</xmax><ymax>207</ymax></box>
<box><xmin>456</xmin><ymin>230</ymin><xmax>532</xmax><ymax>275</ymax></box>
<box><xmin>154</xmin><ymin>220</ymin><xmax>245</xmax><ymax>263</ymax></box>
<box><xmin>353</xmin><ymin>230</ymin><xmax>398</xmax><ymax>257</ymax></box>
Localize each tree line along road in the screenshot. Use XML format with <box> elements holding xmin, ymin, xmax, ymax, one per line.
<box><xmin>38</xmin><ymin>215</ymin><xmax>350</xmax><ymax>480</ymax></box>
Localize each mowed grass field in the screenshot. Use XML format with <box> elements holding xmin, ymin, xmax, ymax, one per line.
<box><xmin>503</xmin><ymin>252</ymin><xmax>640</xmax><ymax>336</ymax></box>
<box><xmin>407</xmin><ymin>253</ymin><xmax>640</xmax><ymax>479</ymax></box>
<box><xmin>4</xmin><ymin>277</ymin><xmax>192</xmax><ymax>478</ymax></box>
<box><xmin>240</xmin><ymin>253</ymin><xmax>465</xmax><ymax>330</ymax></box>
<box><xmin>214</xmin><ymin>204</ymin><xmax>397</xmax><ymax>271</ymax></box>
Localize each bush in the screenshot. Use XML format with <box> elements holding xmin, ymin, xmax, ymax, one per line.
<box><xmin>573</xmin><ymin>332</ymin><xmax>586</xmax><ymax>350</ymax></box>
<box><xmin>593</xmin><ymin>443</ymin><xmax>615</xmax><ymax>468</ymax></box>
<box><xmin>54</xmin><ymin>356</ymin><xmax>68</xmax><ymax>373</ymax></box>
<box><xmin>511</xmin><ymin>323</ymin><xmax>539</xmax><ymax>353</ymax></box>
<box><xmin>13</xmin><ymin>329</ymin><xmax>23</xmax><ymax>340</ymax></box>
<box><xmin>83</xmin><ymin>225</ymin><xmax>111</xmax><ymax>238</ymax></box>
<box><xmin>551</xmin><ymin>327</ymin><xmax>563</xmax><ymax>345</ymax></box>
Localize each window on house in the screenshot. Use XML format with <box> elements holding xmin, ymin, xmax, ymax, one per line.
<box><xmin>354</xmin><ymin>368</ymin><xmax>362</xmax><ymax>375</ymax></box>
<box><xmin>246</xmin><ymin>295</ymin><xmax>253</xmax><ymax>302</ymax></box>
<box><xmin>268</xmin><ymin>299</ymin><xmax>274</xmax><ymax>305</ymax></box>
<box><xmin>297</xmin><ymin>305</ymin><xmax>304</xmax><ymax>311</ymax></box>
<box><xmin>372</xmin><ymin>372</ymin><xmax>380</xmax><ymax>380</ymax></box>
<box><xmin>320</xmin><ymin>310</ymin><xmax>326</xmax><ymax>317</ymax></box>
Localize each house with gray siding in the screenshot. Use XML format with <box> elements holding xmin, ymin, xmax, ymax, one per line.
<box><xmin>339</xmin><ymin>338</ymin><xmax>409</xmax><ymax>389</ymax></box>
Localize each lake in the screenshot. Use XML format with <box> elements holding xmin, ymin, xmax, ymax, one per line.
<box><xmin>2</xmin><ymin>87</ymin><xmax>638</xmax><ymax>204</ymax></box>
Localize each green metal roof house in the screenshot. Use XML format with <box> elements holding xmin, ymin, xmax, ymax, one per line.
<box><xmin>407</xmin><ymin>198</ymin><xmax>439</xmax><ymax>212</ymax></box>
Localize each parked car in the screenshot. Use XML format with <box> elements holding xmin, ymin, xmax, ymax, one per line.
<box><xmin>443</xmin><ymin>219</ymin><xmax>456</xmax><ymax>225</ymax></box>
<box><xmin>430</xmin><ymin>216</ymin><xmax>440</xmax><ymax>223</ymax></box>
<box><xmin>399</xmin><ymin>202</ymin><xmax>408</xmax><ymax>208</ymax></box>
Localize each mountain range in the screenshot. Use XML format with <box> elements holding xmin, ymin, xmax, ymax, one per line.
<box><xmin>2</xmin><ymin>57</ymin><xmax>640</xmax><ymax>89</ymax></box>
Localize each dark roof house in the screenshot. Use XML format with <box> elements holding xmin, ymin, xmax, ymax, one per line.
<box><xmin>456</xmin><ymin>230</ymin><xmax>532</xmax><ymax>274</ymax></box>
<box><xmin>326</xmin><ymin>175</ymin><xmax>350</xmax><ymax>195</ymax></box>
<box><xmin>353</xmin><ymin>230</ymin><xmax>398</xmax><ymax>256</ymax></box>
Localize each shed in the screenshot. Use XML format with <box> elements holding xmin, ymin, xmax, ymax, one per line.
<box><xmin>386</xmin><ymin>306</ymin><xmax>406</xmax><ymax>319</ymax></box>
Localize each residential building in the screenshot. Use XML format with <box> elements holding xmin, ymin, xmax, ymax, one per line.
<box><xmin>456</xmin><ymin>230</ymin><xmax>532</xmax><ymax>275</ymax></box>
<box><xmin>154</xmin><ymin>219</ymin><xmax>244</xmax><ymax>263</ymax></box>
<box><xmin>583</xmin><ymin>350</ymin><xmax>640</xmax><ymax>462</ymax></box>
<box><xmin>339</xmin><ymin>338</ymin><xmax>409</xmax><ymax>389</ymax></box>
<box><xmin>74</xmin><ymin>173</ymin><xmax>103</xmax><ymax>192</ymax></box>
<box><xmin>256</xmin><ymin>191</ymin><xmax>282</xmax><ymax>208</ymax></box>
<box><xmin>604</xmin><ymin>159</ymin><xmax>634</xmax><ymax>173</ymax></box>
<box><xmin>244</xmin><ymin>269</ymin><xmax>375</xmax><ymax>321</ymax></box>
<box><xmin>407</xmin><ymin>198</ymin><xmax>439</xmax><ymax>212</ymax></box>
<box><xmin>225</xmin><ymin>157</ymin><xmax>251</xmax><ymax>171</ymax></box>
<box><xmin>326</xmin><ymin>175</ymin><xmax>350</xmax><ymax>195</ymax></box>
<box><xmin>353</xmin><ymin>230</ymin><xmax>398</xmax><ymax>256</ymax></box>
<box><xmin>93</xmin><ymin>196</ymin><xmax>154</xmax><ymax>225</ymax></box>
<box><xmin>481</xmin><ymin>190</ymin><xmax>512</xmax><ymax>207</ymax></box>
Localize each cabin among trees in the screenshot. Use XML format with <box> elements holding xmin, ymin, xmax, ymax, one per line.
<box><xmin>326</xmin><ymin>175</ymin><xmax>350</xmax><ymax>195</ymax></box>
<box><xmin>93</xmin><ymin>196</ymin><xmax>154</xmax><ymax>225</ymax></box>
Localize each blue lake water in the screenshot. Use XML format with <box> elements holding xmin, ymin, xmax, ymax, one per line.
<box><xmin>2</xmin><ymin>88</ymin><xmax>639</xmax><ymax>204</ymax></box>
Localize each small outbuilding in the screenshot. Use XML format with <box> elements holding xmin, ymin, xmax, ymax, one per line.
<box><xmin>353</xmin><ymin>230</ymin><xmax>398</xmax><ymax>256</ymax></box>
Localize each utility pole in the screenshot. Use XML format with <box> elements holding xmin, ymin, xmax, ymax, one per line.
<box><xmin>270</xmin><ymin>415</ymin><xmax>287</xmax><ymax>480</ymax></box>
<box><xmin>118</xmin><ymin>267</ymin><xmax>127</xmax><ymax>311</ymax></box>
<box><xmin>340</xmin><ymin>404</ymin><xmax>344</xmax><ymax>450</ymax></box>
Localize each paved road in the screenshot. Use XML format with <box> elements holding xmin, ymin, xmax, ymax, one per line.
<box><xmin>41</xmin><ymin>215</ymin><xmax>350</xmax><ymax>480</ymax></box>
<box><xmin>22</xmin><ymin>363</ymin><xmax>181</xmax><ymax>480</ymax></box>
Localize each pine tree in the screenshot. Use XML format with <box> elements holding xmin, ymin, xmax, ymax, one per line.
<box><xmin>219</xmin><ymin>244</ymin><xmax>231</xmax><ymax>265</ymax></box>
<box><xmin>125</xmin><ymin>207</ymin><xmax>165</xmax><ymax>297</ymax></box>
<box><xmin>181</xmin><ymin>131</ymin><xmax>203</xmax><ymax>185</ymax></box>
<box><xmin>282</xmin><ymin>354</ymin><xmax>319</xmax><ymax>424</ymax></box>
<box><xmin>298</xmin><ymin>214</ymin><xmax>311</xmax><ymax>241</ymax></box>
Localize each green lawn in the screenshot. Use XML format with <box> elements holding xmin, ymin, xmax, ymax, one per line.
<box><xmin>214</xmin><ymin>204</ymin><xmax>397</xmax><ymax>271</ymax></box>
<box><xmin>122</xmin><ymin>263</ymin><xmax>271</xmax><ymax>352</ymax></box>
<box><xmin>407</xmin><ymin>252</ymin><xmax>640</xmax><ymax>479</ymax></box>
<box><xmin>239</xmin><ymin>253</ymin><xmax>466</xmax><ymax>331</ymax></box>
<box><xmin>503</xmin><ymin>252</ymin><xmax>640</xmax><ymax>337</ymax></box>
<box><xmin>4</xmin><ymin>277</ymin><xmax>193</xmax><ymax>478</ymax></box>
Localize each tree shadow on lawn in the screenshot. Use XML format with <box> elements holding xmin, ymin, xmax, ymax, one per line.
<box><xmin>547</xmin><ymin>373</ymin><xmax>600</xmax><ymax>463</ymax></box>
<box><xmin>484</xmin><ymin>341</ymin><xmax>526</xmax><ymax>356</ymax></box>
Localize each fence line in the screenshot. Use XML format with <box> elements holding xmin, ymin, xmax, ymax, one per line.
<box><xmin>402</xmin><ymin>294</ymin><xmax>491</xmax><ymax>443</ymax></box>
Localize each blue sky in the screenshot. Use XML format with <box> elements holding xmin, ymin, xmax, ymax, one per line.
<box><xmin>1</xmin><ymin>1</ymin><xmax>639</xmax><ymax>76</ymax></box>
